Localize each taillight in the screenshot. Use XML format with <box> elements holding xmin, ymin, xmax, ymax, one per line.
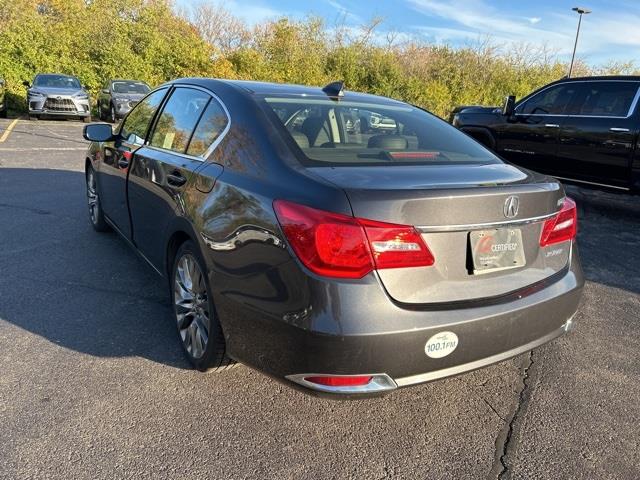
<box><xmin>359</xmin><ymin>219</ymin><xmax>435</xmax><ymax>270</ymax></box>
<box><xmin>540</xmin><ymin>197</ymin><xmax>578</xmax><ymax>247</ymax></box>
<box><xmin>273</xmin><ymin>200</ymin><xmax>434</xmax><ymax>279</ymax></box>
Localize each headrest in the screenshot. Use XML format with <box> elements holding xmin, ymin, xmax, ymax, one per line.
<box><xmin>290</xmin><ymin>130</ymin><xmax>309</xmax><ymax>149</ymax></box>
<box><xmin>367</xmin><ymin>134</ymin><xmax>408</xmax><ymax>150</ymax></box>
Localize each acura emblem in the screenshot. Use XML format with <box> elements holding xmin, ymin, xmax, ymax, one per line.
<box><xmin>504</xmin><ymin>196</ymin><xmax>519</xmax><ymax>218</ymax></box>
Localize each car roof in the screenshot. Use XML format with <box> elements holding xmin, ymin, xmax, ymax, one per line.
<box><xmin>551</xmin><ymin>75</ymin><xmax>640</xmax><ymax>84</ymax></box>
<box><xmin>168</xmin><ymin>78</ymin><xmax>408</xmax><ymax>106</ymax></box>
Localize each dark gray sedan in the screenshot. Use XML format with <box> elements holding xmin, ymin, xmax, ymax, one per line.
<box><xmin>97</xmin><ymin>79</ymin><xmax>151</xmax><ymax>123</ymax></box>
<box><xmin>83</xmin><ymin>78</ymin><xmax>584</xmax><ymax>397</ymax></box>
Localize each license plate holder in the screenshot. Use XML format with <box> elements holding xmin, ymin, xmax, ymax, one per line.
<box><xmin>469</xmin><ymin>228</ymin><xmax>526</xmax><ymax>274</ymax></box>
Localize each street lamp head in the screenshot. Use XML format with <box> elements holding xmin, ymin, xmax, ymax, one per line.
<box><xmin>572</xmin><ymin>7</ymin><xmax>592</xmax><ymax>14</ymax></box>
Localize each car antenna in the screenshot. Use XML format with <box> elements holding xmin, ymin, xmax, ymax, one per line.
<box><xmin>322</xmin><ymin>80</ymin><xmax>345</xmax><ymax>100</ymax></box>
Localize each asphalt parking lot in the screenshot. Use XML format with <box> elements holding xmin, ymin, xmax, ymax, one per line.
<box><xmin>0</xmin><ymin>117</ymin><xmax>638</xmax><ymax>480</ymax></box>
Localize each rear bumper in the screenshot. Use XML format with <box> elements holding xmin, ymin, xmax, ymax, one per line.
<box><xmin>215</xmin><ymin>244</ymin><xmax>584</xmax><ymax>397</ymax></box>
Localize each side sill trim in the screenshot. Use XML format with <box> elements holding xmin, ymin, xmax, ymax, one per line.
<box><xmin>553</xmin><ymin>176</ymin><xmax>630</xmax><ymax>191</ymax></box>
<box><xmin>103</xmin><ymin>215</ymin><xmax>163</xmax><ymax>277</ymax></box>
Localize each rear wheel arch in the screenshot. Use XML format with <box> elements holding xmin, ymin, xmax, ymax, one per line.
<box><xmin>165</xmin><ymin>218</ymin><xmax>207</xmax><ymax>279</ymax></box>
<box><xmin>166</xmin><ymin>230</ymin><xmax>192</xmax><ymax>278</ymax></box>
<box><xmin>460</xmin><ymin>126</ymin><xmax>496</xmax><ymax>151</ymax></box>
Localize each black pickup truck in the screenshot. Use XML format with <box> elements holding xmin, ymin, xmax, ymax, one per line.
<box><xmin>451</xmin><ymin>76</ymin><xmax>640</xmax><ymax>193</ymax></box>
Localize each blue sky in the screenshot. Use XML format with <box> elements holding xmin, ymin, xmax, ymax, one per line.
<box><xmin>179</xmin><ymin>0</ymin><xmax>640</xmax><ymax>65</ymax></box>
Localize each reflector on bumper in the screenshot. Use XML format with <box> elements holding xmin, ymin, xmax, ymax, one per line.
<box><xmin>286</xmin><ymin>373</ymin><xmax>397</xmax><ymax>394</ymax></box>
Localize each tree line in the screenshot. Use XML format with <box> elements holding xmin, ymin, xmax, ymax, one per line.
<box><xmin>0</xmin><ymin>0</ymin><xmax>637</xmax><ymax>117</ymax></box>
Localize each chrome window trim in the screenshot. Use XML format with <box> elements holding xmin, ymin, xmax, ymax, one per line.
<box><xmin>143</xmin><ymin>83</ymin><xmax>231</xmax><ymax>162</ymax></box>
<box><xmin>514</xmin><ymin>79</ymin><xmax>640</xmax><ymax>119</ymax></box>
<box><xmin>416</xmin><ymin>212</ymin><xmax>556</xmax><ymax>233</ymax></box>
<box><xmin>144</xmin><ymin>144</ymin><xmax>206</xmax><ymax>163</ymax></box>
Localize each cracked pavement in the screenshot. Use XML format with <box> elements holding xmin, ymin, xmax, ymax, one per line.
<box><xmin>0</xmin><ymin>118</ymin><xmax>639</xmax><ymax>479</ymax></box>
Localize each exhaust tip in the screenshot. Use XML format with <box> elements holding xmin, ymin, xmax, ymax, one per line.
<box><xmin>286</xmin><ymin>373</ymin><xmax>397</xmax><ymax>394</ymax></box>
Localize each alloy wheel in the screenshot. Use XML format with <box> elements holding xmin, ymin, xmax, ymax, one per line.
<box><xmin>174</xmin><ymin>254</ymin><xmax>210</xmax><ymax>359</ymax></box>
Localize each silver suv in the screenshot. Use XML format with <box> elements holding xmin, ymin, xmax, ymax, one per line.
<box><xmin>24</xmin><ymin>74</ymin><xmax>91</xmax><ymax>122</ymax></box>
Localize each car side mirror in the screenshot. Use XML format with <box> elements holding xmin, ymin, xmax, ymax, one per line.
<box><xmin>102</xmin><ymin>89</ymin><xmax>109</xmax><ymax>94</ymax></box>
<box><xmin>502</xmin><ymin>95</ymin><xmax>516</xmax><ymax>117</ymax></box>
<box><xmin>83</xmin><ymin>123</ymin><xmax>114</xmax><ymax>142</ymax></box>
<box><xmin>22</xmin><ymin>81</ymin><xmax>31</xmax><ymax>88</ymax></box>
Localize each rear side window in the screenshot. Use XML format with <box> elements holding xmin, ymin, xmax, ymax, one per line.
<box><xmin>186</xmin><ymin>98</ymin><xmax>229</xmax><ymax>156</ymax></box>
<box><xmin>572</xmin><ymin>81</ymin><xmax>639</xmax><ymax>117</ymax></box>
<box><xmin>120</xmin><ymin>88</ymin><xmax>167</xmax><ymax>145</ymax></box>
<box><xmin>517</xmin><ymin>83</ymin><xmax>580</xmax><ymax>115</ymax></box>
<box><xmin>261</xmin><ymin>96</ymin><xmax>500</xmax><ymax>167</ymax></box>
<box><xmin>150</xmin><ymin>88</ymin><xmax>210</xmax><ymax>154</ymax></box>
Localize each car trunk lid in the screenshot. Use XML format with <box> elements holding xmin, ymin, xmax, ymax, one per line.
<box><xmin>307</xmin><ymin>164</ymin><xmax>570</xmax><ymax>304</ymax></box>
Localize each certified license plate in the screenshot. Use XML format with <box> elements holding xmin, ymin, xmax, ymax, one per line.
<box><xmin>469</xmin><ymin>228</ymin><xmax>526</xmax><ymax>274</ymax></box>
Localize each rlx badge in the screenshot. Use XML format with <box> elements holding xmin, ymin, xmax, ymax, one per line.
<box><xmin>504</xmin><ymin>196</ymin><xmax>519</xmax><ymax>218</ymax></box>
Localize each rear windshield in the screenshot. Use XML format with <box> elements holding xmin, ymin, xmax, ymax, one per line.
<box><xmin>261</xmin><ymin>96</ymin><xmax>501</xmax><ymax>167</ymax></box>
<box><xmin>112</xmin><ymin>81</ymin><xmax>150</xmax><ymax>94</ymax></box>
<box><xmin>34</xmin><ymin>75</ymin><xmax>81</xmax><ymax>89</ymax></box>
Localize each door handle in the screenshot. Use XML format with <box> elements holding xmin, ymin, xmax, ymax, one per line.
<box><xmin>544</xmin><ymin>123</ymin><xmax>560</xmax><ymax>128</ymax></box>
<box><xmin>167</xmin><ymin>171</ymin><xmax>187</xmax><ymax>187</ymax></box>
<box><xmin>610</xmin><ymin>127</ymin><xmax>630</xmax><ymax>133</ymax></box>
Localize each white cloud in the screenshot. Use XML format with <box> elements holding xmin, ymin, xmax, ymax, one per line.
<box><xmin>406</xmin><ymin>0</ymin><xmax>640</xmax><ymax>62</ymax></box>
<box><xmin>214</xmin><ymin>0</ymin><xmax>296</xmax><ymax>25</ymax></box>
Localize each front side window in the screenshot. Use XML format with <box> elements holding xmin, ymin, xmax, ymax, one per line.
<box><xmin>186</xmin><ymin>98</ymin><xmax>228</xmax><ymax>156</ymax></box>
<box><xmin>262</xmin><ymin>96</ymin><xmax>500</xmax><ymax>167</ymax></box>
<box><xmin>517</xmin><ymin>84</ymin><xmax>580</xmax><ymax>115</ymax></box>
<box><xmin>150</xmin><ymin>88</ymin><xmax>210</xmax><ymax>154</ymax></box>
<box><xmin>120</xmin><ymin>88</ymin><xmax>167</xmax><ymax>146</ymax></box>
<box><xmin>572</xmin><ymin>81</ymin><xmax>639</xmax><ymax>117</ymax></box>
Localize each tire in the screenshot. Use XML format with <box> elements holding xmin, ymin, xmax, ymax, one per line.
<box><xmin>109</xmin><ymin>104</ymin><xmax>116</xmax><ymax>123</ymax></box>
<box><xmin>171</xmin><ymin>241</ymin><xmax>236</xmax><ymax>372</ymax></box>
<box><xmin>86</xmin><ymin>165</ymin><xmax>110</xmax><ymax>232</ymax></box>
<box><xmin>98</xmin><ymin>104</ymin><xmax>104</xmax><ymax>121</ymax></box>
<box><xmin>28</xmin><ymin>114</ymin><xmax>38</xmax><ymax>121</ymax></box>
<box><xmin>82</xmin><ymin>115</ymin><xmax>91</xmax><ymax>124</ymax></box>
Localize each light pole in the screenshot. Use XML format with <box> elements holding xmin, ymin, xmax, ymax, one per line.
<box><xmin>568</xmin><ymin>6</ymin><xmax>591</xmax><ymax>78</ymax></box>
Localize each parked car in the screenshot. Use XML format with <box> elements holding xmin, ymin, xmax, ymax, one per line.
<box><xmin>0</xmin><ymin>76</ymin><xmax>7</xmax><ymax>118</ymax></box>
<box><xmin>97</xmin><ymin>79</ymin><xmax>151</xmax><ymax>123</ymax></box>
<box><xmin>359</xmin><ymin>109</ymin><xmax>397</xmax><ymax>132</ymax></box>
<box><xmin>83</xmin><ymin>79</ymin><xmax>583</xmax><ymax>397</ymax></box>
<box><xmin>451</xmin><ymin>76</ymin><xmax>640</xmax><ymax>193</ymax></box>
<box><xmin>23</xmin><ymin>74</ymin><xmax>91</xmax><ymax>122</ymax></box>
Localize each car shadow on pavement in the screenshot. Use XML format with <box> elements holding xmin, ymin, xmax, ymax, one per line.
<box><xmin>0</xmin><ymin>168</ymin><xmax>192</xmax><ymax>369</ymax></box>
<box><xmin>566</xmin><ymin>185</ymin><xmax>640</xmax><ymax>295</ymax></box>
